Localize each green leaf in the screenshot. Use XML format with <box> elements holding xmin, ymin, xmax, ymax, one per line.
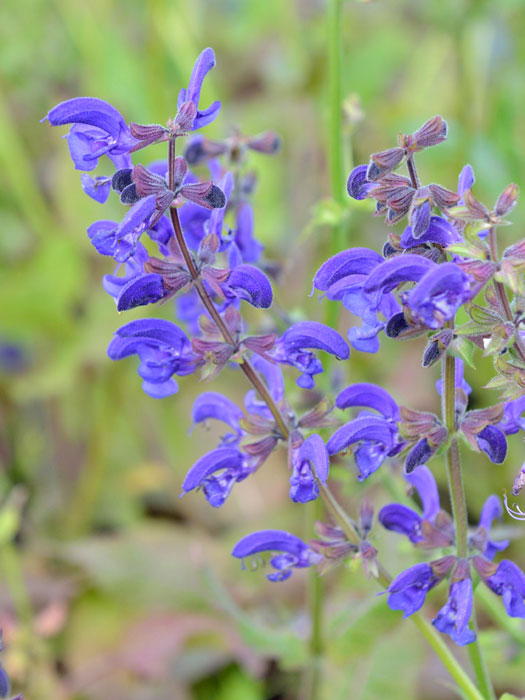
<box><xmin>452</xmin><ymin>336</ymin><xmax>477</xmax><ymax>368</ymax></box>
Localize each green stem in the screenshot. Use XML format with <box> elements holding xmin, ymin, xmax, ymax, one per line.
<box><xmin>374</xmin><ymin>564</ymin><xmax>484</xmax><ymax>700</ymax></box>
<box><xmin>304</xmin><ymin>498</ymin><xmax>324</xmax><ymax>700</ymax></box>
<box><xmin>0</xmin><ymin>542</ymin><xmax>33</xmax><ymax>628</ymax></box>
<box><xmin>442</xmin><ymin>350</ymin><xmax>495</xmax><ymax>698</ymax></box>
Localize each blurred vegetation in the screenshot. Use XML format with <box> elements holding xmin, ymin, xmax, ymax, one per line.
<box><xmin>1</xmin><ymin>0</ymin><xmax>525</xmax><ymax>698</ymax></box>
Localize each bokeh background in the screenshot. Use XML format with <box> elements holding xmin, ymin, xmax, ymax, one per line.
<box><xmin>1</xmin><ymin>0</ymin><xmax>525</xmax><ymax>698</ymax></box>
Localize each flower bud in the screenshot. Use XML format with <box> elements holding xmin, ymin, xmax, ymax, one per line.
<box><xmin>495</xmin><ymin>183</ymin><xmax>519</xmax><ymax>217</ymax></box>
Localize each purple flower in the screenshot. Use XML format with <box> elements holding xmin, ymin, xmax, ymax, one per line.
<box><xmin>290</xmin><ymin>434</ymin><xmax>329</xmax><ymax>503</ymax></box>
<box><xmin>432</xmin><ymin>578</ymin><xmax>476</xmax><ymax>646</ymax></box>
<box><xmin>244</xmin><ymin>355</ymin><xmax>284</xmax><ymax>420</ymax></box>
<box><xmin>363</xmin><ymin>254</ymin><xmax>436</xmax><ymax>310</ymax></box>
<box><xmin>379</xmin><ymin>465</ymin><xmax>441</xmax><ymax>543</ymax></box>
<box><xmin>177</xmin><ymin>48</ymin><xmax>221</xmax><ymax>130</ymax></box>
<box><xmin>347</xmin><ymin>165</ymin><xmax>375</xmax><ymax>200</ymax></box>
<box><xmin>272</xmin><ymin>321</ymin><xmax>349</xmax><ymax>389</ymax></box>
<box><xmin>233</xmin><ymin>202</ymin><xmax>263</xmax><ymax>263</ymax></box>
<box><xmin>43</xmin><ymin>97</ymin><xmax>135</xmax><ymax>171</ymax></box>
<box><xmin>403</xmin><ymin>262</ymin><xmax>474</xmax><ymax>329</ymax></box>
<box><xmin>458</xmin><ymin>164</ymin><xmax>475</xmax><ymax>204</ymax></box>
<box><xmin>474</xmin><ymin>425</ymin><xmax>507</xmax><ymax>464</ymax></box>
<box><xmin>87</xmin><ymin>194</ymin><xmax>157</xmax><ymax>262</ymax></box>
<box><xmin>386</xmin><ymin>563</ymin><xmax>441</xmax><ymax>617</ymax></box>
<box><xmin>476</xmin><ymin>495</ymin><xmax>509</xmax><ymax>560</ymax></box>
<box><xmin>232</xmin><ymin>530</ymin><xmax>321</xmax><ymax>582</ymax></box>
<box><xmin>181</xmin><ymin>447</ymin><xmax>251</xmax><ymax>507</ymax></box>
<box><xmin>336</xmin><ymin>382</ymin><xmax>400</xmax><ymax>421</ymax></box>
<box><xmin>498</xmin><ymin>396</ymin><xmax>525</xmax><ymax>435</ymax></box>
<box><xmin>192</xmin><ymin>391</ymin><xmax>244</xmax><ymax>446</ymax></box>
<box><xmin>107</xmin><ymin>318</ymin><xmax>196</xmax><ymax>398</ymax></box>
<box><xmin>485</xmin><ymin>560</ymin><xmax>525</xmax><ymax>618</ymax></box>
<box><xmin>222</xmin><ymin>264</ymin><xmax>273</xmax><ymax>309</ymax></box>
<box><xmin>81</xmin><ymin>174</ymin><xmax>112</xmax><ymax>203</ymax></box>
<box><xmin>313</xmin><ymin>249</ymin><xmax>397</xmax><ymax>352</ymax></box>
<box><xmin>326</xmin><ymin>415</ymin><xmax>397</xmax><ymax>480</ymax></box>
<box><xmin>400</xmin><ymin>216</ymin><xmax>462</xmax><ymax>250</ymax></box>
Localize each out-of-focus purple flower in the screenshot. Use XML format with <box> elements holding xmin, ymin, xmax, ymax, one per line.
<box><xmin>244</xmin><ymin>355</ymin><xmax>284</xmax><ymax>420</ymax></box>
<box><xmin>475</xmin><ymin>495</ymin><xmax>509</xmax><ymax>560</ymax></box>
<box><xmin>233</xmin><ymin>202</ymin><xmax>264</xmax><ymax>263</ymax></box>
<box><xmin>43</xmin><ymin>97</ymin><xmax>136</xmax><ymax>170</ymax></box>
<box><xmin>290</xmin><ymin>434</ymin><xmax>329</xmax><ymax>503</ymax></box>
<box><xmin>379</xmin><ymin>465</ymin><xmax>442</xmax><ymax>543</ymax></box>
<box><xmin>432</xmin><ymin>578</ymin><xmax>476</xmax><ymax>646</ymax></box>
<box><xmin>484</xmin><ymin>560</ymin><xmax>525</xmax><ymax>618</ymax></box>
<box><xmin>347</xmin><ymin>165</ymin><xmax>376</xmax><ymax>200</ymax></box>
<box><xmin>181</xmin><ymin>447</ymin><xmax>252</xmax><ymax>507</ymax></box>
<box><xmin>107</xmin><ymin>318</ymin><xmax>196</xmax><ymax>398</ymax></box>
<box><xmin>177</xmin><ymin>48</ymin><xmax>221</xmax><ymax>130</ymax></box>
<box><xmin>272</xmin><ymin>321</ymin><xmax>349</xmax><ymax>389</ymax></box>
<box><xmin>386</xmin><ymin>563</ymin><xmax>441</xmax><ymax>617</ymax></box>
<box><xmin>400</xmin><ymin>216</ymin><xmax>462</xmax><ymax>250</ymax></box>
<box><xmin>403</xmin><ymin>262</ymin><xmax>474</xmax><ymax>330</ymax></box>
<box><xmin>87</xmin><ymin>194</ymin><xmax>157</xmax><ymax>262</ymax></box>
<box><xmin>232</xmin><ymin>529</ymin><xmax>321</xmax><ymax>582</ymax></box>
<box><xmin>498</xmin><ymin>397</ymin><xmax>525</xmax><ymax>435</ymax></box>
<box><xmin>192</xmin><ymin>391</ymin><xmax>244</xmax><ymax>446</ymax></box>
<box><xmin>81</xmin><ymin>173</ymin><xmax>112</xmax><ymax>203</ymax></box>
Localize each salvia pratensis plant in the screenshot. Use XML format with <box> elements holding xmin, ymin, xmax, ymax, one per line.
<box><xmin>41</xmin><ymin>48</ymin><xmax>525</xmax><ymax>700</ymax></box>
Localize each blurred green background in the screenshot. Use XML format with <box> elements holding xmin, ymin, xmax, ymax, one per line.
<box><xmin>1</xmin><ymin>0</ymin><xmax>525</xmax><ymax>698</ymax></box>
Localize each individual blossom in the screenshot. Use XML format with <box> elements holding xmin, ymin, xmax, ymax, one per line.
<box><xmin>181</xmin><ymin>447</ymin><xmax>252</xmax><ymax>508</ymax></box>
<box><xmin>312</xmin><ymin>248</ymin><xmax>399</xmax><ymax>353</ymax></box>
<box><xmin>80</xmin><ymin>173</ymin><xmax>112</xmax><ymax>203</ymax></box>
<box><xmin>386</xmin><ymin>562</ymin><xmax>444</xmax><ymax>617</ymax></box>
<box><xmin>107</xmin><ymin>318</ymin><xmax>197</xmax><ymax>398</ymax></box>
<box><xmin>399</xmin><ymin>215</ymin><xmax>462</xmax><ymax>251</ymax></box>
<box><xmin>481</xmin><ymin>559</ymin><xmax>525</xmax><ymax>618</ymax></box>
<box><xmin>43</xmin><ymin>96</ymin><xmax>136</xmax><ymax>171</ymax></box>
<box><xmin>87</xmin><ymin>194</ymin><xmax>157</xmax><ymax>263</ymax></box>
<box><xmin>326</xmin><ymin>383</ymin><xmax>402</xmax><ymax>480</ymax></box>
<box><xmin>231</xmin><ymin>530</ymin><xmax>321</xmax><ymax>582</ymax></box>
<box><xmin>289</xmin><ymin>433</ymin><xmax>329</xmax><ymax>503</ymax></box>
<box><xmin>176</xmin><ymin>47</ymin><xmax>221</xmax><ymax>130</ymax></box>
<box><xmin>271</xmin><ymin>321</ymin><xmax>349</xmax><ymax>389</ymax></box>
<box><xmin>432</xmin><ymin>575</ymin><xmax>476</xmax><ymax>646</ymax></box>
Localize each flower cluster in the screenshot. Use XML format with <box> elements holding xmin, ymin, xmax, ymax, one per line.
<box><xmin>45</xmin><ymin>46</ymin><xmax>525</xmax><ymax>676</ymax></box>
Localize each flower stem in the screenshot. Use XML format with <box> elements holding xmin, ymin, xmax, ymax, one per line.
<box><xmin>488</xmin><ymin>225</ymin><xmax>525</xmax><ymax>363</ymax></box>
<box><xmin>442</xmin><ymin>349</ymin><xmax>495</xmax><ymax>698</ymax></box>
<box><xmin>167</xmin><ymin>138</ymin><xmax>483</xmax><ymax>700</ymax></box>
<box><xmin>304</xmin><ymin>498</ymin><xmax>324</xmax><ymax>700</ymax></box>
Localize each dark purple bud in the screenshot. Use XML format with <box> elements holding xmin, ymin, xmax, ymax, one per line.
<box><xmin>247</xmin><ymin>130</ymin><xmax>281</xmax><ymax>154</ymax></box>
<box><xmin>116</xmin><ymin>273</ymin><xmax>167</xmax><ymax>311</ymax></box>
<box><xmin>386</xmin><ymin>563</ymin><xmax>441</xmax><ymax>617</ymax></box>
<box><xmin>422</xmin><ymin>329</ymin><xmax>453</xmax><ymax>368</ymax></box>
<box><xmin>367</xmin><ymin>147</ymin><xmax>405</xmax><ymax>181</ymax></box>
<box><xmin>112</xmin><ymin>168</ymin><xmax>133</xmax><ymax>193</ymax></box>
<box><xmin>382</xmin><ymin>241</ymin><xmax>397</xmax><ymax>258</ymax></box>
<box><xmin>428</xmin><ymin>183</ymin><xmax>461</xmax><ymax>211</ymax></box>
<box><xmin>411</xmin><ymin>115</ymin><xmax>448</xmax><ymax>149</ymax></box>
<box><xmin>181</xmin><ymin>182</ymin><xmax>226</xmax><ymax>209</ymax></box>
<box><xmin>347</xmin><ymin>165</ymin><xmax>375</xmax><ymax>200</ymax></box>
<box><xmin>120</xmin><ymin>182</ymin><xmax>140</xmax><ymax>205</ymax></box>
<box><xmin>385</xmin><ymin>312</ymin><xmax>411</xmax><ymax>339</ymax></box>
<box><xmin>405</xmin><ymin>438</ymin><xmax>433</xmax><ymax>473</ymax></box>
<box><xmin>409</xmin><ymin>198</ymin><xmax>432</xmax><ymax>239</ymax></box>
<box><xmin>495</xmin><ymin>183</ymin><xmax>519</xmax><ymax>217</ymax></box>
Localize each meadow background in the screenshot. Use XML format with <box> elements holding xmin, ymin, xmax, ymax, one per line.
<box><xmin>1</xmin><ymin>0</ymin><xmax>525</xmax><ymax>697</ymax></box>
